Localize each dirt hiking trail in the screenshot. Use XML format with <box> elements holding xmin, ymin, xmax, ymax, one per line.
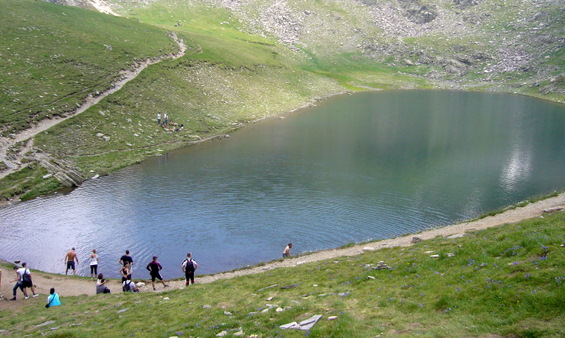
<box><xmin>0</xmin><ymin>33</ymin><xmax>186</xmax><ymax>181</ymax></box>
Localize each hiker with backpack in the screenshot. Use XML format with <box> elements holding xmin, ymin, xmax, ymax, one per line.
<box><xmin>122</xmin><ymin>277</ymin><xmax>139</xmax><ymax>293</ymax></box>
<box><xmin>181</xmin><ymin>252</ymin><xmax>198</xmax><ymax>286</ymax></box>
<box><xmin>10</xmin><ymin>262</ymin><xmax>38</xmax><ymax>300</ymax></box>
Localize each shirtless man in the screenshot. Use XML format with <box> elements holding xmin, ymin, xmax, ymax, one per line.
<box><xmin>282</xmin><ymin>243</ymin><xmax>292</xmax><ymax>258</ymax></box>
<box><xmin>65</xmin><ymin>248</ymin><xmax>79</xmax><ymax>275</ymax></box>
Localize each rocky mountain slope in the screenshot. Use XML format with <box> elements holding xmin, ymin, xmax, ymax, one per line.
<box><xmin>1</xmin><ymin>0</ymin><xmax>563</xmax><ymax>200</ymax></box>
<box><xmin>103</xmin><ymin>0</ymin><xmax>564</xmax><ymax>94</ymax></box>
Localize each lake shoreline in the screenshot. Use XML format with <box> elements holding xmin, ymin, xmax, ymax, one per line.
<box><xmin>2</xmin><ymin>191</ymin><xmax>563</xmax><ymax>310</ymax></box>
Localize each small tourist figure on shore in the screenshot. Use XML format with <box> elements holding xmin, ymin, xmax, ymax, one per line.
<box><xmin>122</xmin><ymin>276</ymin><xmax>139</xmax><ymax>292</ymax></box>
<box><xmin>181</xmin><ymin>252</ymin><xmax>198</xmax><ymax>286</ymax></box>
<box><xmin>10</xmin><ymin>263</ymin><xmax>38</xmax><ymax>300</ymax></box>
<box><xmin>89</xmin><ymin>249</ymin><xmax>99</xmax><ymax>278</ymax></box>
<box><xmin>46</xmin><ymin>288</ymin><xmax>61</xmax><ymax>308</ymax></box>
<box><xmin>96</xmin><ymin>273</ymin><xmax>111</xmax><ymax>294</ymax></box>
<box><xmin>283</xmin><ymin>243</ymin><xmax>292</xmax><ymax>258</ymax></box>
<box><xmin>118</xmin><ymin>250</ymin><xmax>134</xmax><ymax>279</ymax></box>
<box><xmin>119</xmin><ymin>262</ymin><xmax>131</xmax><ymax>283</ymax></box>
<box><xmin>146</xmin><ymin>256</ymin><xmax>169</xmax><ymax>291</ymax></box>
<box><xmin>163</xmin><ymin>113</ymin><xmax>169</xmax><ymax>126</ymax></box>
<box><xmin>157</xmin><ymin>112</ymin><xmax>162</xmax><ymax>125</ymax></box>
<box><xmin>65</xmin><ymin>248</ymin><xmax>79</xmax><ymax>275</ymax></box>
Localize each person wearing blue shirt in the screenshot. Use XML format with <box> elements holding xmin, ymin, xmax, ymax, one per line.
<box><xmin>46</xmin><ymin>288</ymin><xmax>61</xmax><ymax>307</ymax></box>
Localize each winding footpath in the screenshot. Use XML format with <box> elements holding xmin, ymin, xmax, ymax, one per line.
<box><xmin>0</xmin><ymin>33</ymin><xmax>187</xmax><ymax>181</ymax></box>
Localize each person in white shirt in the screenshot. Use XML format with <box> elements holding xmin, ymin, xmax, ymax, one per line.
<box><xmin>181</xmin><ymin>252</ymin><xmax>199</xmax><ymax>286</ymax></box>
<box><xmin>89</xmin><ymin>249</ymin><xmax>99</xmax><ymax>278</ymax></box>
<box><xmin>10</xmin><ymin>262</ymin><xmax>38</xmax><ymax>300</ymax></box>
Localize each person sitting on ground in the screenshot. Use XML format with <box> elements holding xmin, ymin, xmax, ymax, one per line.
<box><xmin>96</xmin><ymin>274</ymin><xmax>111</xmax><ymax>294</ymax></box>
<box><xmin>46</xmin><ymin>288</ymin><xmax>61</xmax><ymax>307</ymax></box>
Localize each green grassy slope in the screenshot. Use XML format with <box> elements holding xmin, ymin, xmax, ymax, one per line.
<box><xmin>1</xmin><ymin>211</ymin><xmax>563</xmax><ymax>336</ymax></box>
<box><xmin>0</xmin><ymin>0</ymin><xmax>178</xmax><ymax>137</ymax></box>
<box><xmin>1</xmin><ymin>0</ymin><xmax>564</xmax><ymax>200</ymax></box>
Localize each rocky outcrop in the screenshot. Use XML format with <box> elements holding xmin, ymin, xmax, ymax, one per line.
<box><xmin>35</xmin><ymin>153</ymin><xmax>84</xmax><ymax>187</ymax></box>
<box><xmin>398</xmin><ymin>0</ymin><xmax>438</xmax><ymax>24</ymax></box>
<box><xmin>453</xmin><ymin>0</ymin><xmax>483</xmax><ymax>9</ymax></box>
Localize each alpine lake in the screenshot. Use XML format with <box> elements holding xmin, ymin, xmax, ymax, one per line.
<box><xmin>1</xmin><ymin>90</ymin><xmax>564</xmax><ymax>279</ymax></box>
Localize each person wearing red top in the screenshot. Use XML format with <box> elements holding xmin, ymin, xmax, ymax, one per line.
<box><xmin>146</xmin><ymin>256</ymin><xmax>169</xmax><ymax>291</ymax></box>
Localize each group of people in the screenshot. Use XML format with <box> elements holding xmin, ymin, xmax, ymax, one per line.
<box><xmin>157</xmin><ymin>112</ymin><xmax>184</xmax><ymax>132</ymax></box>
<box><xmin>89</xmin><ymin>249</ymin><xmax>199</xmax><ymax>294</ymax></box>
<box><xmin>9</xmin><ymin>243</ymin><xmax>292</xmax><ymax>306</ymax></box>
<box><xmin>9</xmin><ymin>262</ymin><xmax>61</xmax><ymax>308</ymax></box>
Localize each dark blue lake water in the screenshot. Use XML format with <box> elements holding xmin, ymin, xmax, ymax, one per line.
<box><xmin>1</xmin><ymin>90</ymin><xmax>564</xmax><ymax>279</ymax></box>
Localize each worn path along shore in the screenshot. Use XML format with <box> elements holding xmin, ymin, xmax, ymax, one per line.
<box><xmin>1</xmin><ymin>192</ymin><xmax>564</xmax><ymax>310</ymax></box>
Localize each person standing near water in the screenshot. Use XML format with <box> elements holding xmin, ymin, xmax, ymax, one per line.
<box><xmin>146</xmin><ymin>256</ymin><xmax>169</xmax><ymax>291</ymax></box>
<box><xmin>119</xmin><ymin>262</ymin><xmax>131</xmax><ymax>283</ymax></box>
<box><xmin>89</xmin><ymin>249</ymin><xmax>99</xmax><ymax>278</ymax></box>
<box><xmin>65</xmin><ymin>248</ymin><xmax>79</xmax><ymax>275</ymax></box>
<box><xmin>118</xmin><ymin>250</ymin><xmax>134</xmax><ymax>279</ymax></box>
<box><xmin>157</xmin><ymin>112</ymin><xmax>161</xmax><ymax>125</ymax></box>
<box><xmin>282</xmin><ymin>243</ymin><xmax>292</xmax><ymax>258</ymax></box>
<box><xmin>181</xmin><ymin>252</ymin><xmax>198</xmax><ymax>286</ymax></box>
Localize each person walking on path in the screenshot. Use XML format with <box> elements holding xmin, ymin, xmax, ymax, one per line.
<box><xmin>65</xmin><ymin>248</ymin><xmax>79</xmax><ymax>275</ymax></box>
<box><xmin>157</xmin><ymin>112</ymin><xmax>162</xmax><ymax>125</ymax></box>
<box><xmin>46</xmin><ymin>288</ymin><xmax>61</xmax><ymax>307</ymax></box>
<box><xmin>181</xmin><ymin>252</ymin><xmax>198</xmax><ymax>286</ymax></box>
<box><xmin>282</xmin><ymin>243</ymin><xmax>292</xmax><ymax>258</ymax></box>
<box><xmin>146</xmin><ymin>256</ymin><xmax>169</xmax><ymax>291</ymax></box>
<box><xmin>89</xmin><ymin>249</ymin><xmax>99</xmax><ymax>278</ymax></box>
<box><xmin>10</xmin><ymin>263</ymin><xmax>38</xmax><ymax>300</ymax></box>
<box><xmin>163</xmin><ymin>113</ymin><xmax>169</xmax><ymax>126</ymax></box>
<box><xmin>118</xmin><ymin>250</ymin><xmax>134</xmax><ymax>279</ymax></box>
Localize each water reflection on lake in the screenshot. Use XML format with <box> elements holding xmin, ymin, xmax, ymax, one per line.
<box><xmin>1</xmin><ymin>90</ymin><xmax>564</xmax><ymax>278</ymax></box>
